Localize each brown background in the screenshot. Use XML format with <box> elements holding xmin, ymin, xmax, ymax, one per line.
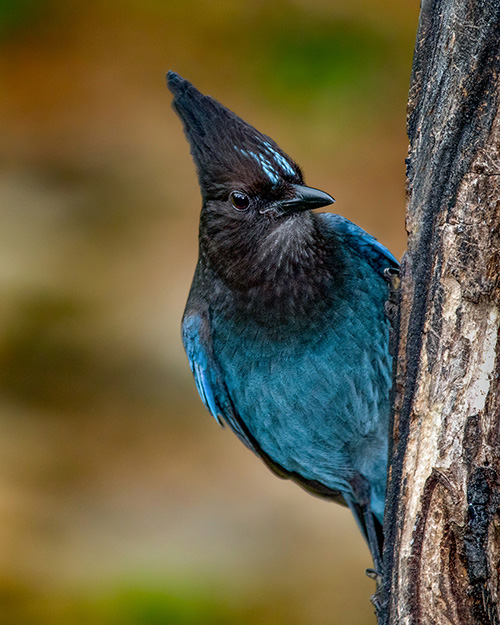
<box><xmin>0</xmin><ymin>1</ymin><xmax>418</xmax><ymax>623</ymax></box>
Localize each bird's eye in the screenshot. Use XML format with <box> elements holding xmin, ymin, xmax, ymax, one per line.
<box><xmin>230</xmin><ymin>191</ymin><xmax>250</xmax><ymax>211</ymax></box>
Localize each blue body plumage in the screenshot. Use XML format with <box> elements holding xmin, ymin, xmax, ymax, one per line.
<box><xmin>168</xmin><ymin>71</ymin><xmax>398</xmax><ymax>569</ymax></box>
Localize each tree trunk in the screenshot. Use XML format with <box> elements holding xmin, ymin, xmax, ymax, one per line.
<box><xmin>382</xmin><ymin>1</ymin><xmax>500</xmax><ymax>624</ymax></box>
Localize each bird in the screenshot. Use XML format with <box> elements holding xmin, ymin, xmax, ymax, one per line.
<box><xmin>167</xmin><ymin>71</ymin><xmax>398</xmax><ymax>572</ymax></box>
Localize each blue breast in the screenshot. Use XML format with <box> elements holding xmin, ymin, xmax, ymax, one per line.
<box><xmin>210</xmin><ymin>245</ymin><xmax>392</xmax><ymax>522</ymax></box>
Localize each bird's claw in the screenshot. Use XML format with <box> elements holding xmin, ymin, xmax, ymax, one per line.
<box><xmin>383</xmin><ymin>266</ymin><xmax>400</xmax><ymax>290</ymax></box>
<box><xmin>366</xmin><ymin>569</ymin><xmax>387</xmax><ymax>621</ymax></box>
<box><xmin>365</xmin><ymin>567</ymin><xmax>382</xmax><ymax>587</ymax></box>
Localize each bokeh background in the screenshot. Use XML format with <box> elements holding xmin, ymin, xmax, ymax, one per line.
<box><xmin>0</xmin><ymin>1</ymin><xmax>418</xmax><ymax>623</ymax></box>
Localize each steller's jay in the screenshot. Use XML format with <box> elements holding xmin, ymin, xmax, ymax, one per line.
<box><xmin>167</xmin><ymin>71</ymin><xmax>398</xmax><ymax>572</ymax></box>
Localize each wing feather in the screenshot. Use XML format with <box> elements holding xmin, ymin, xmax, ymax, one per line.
<box><xmin>182</xmin><ymin>310</ymin><xmax>256</xmax><ymax>450</ymax></box>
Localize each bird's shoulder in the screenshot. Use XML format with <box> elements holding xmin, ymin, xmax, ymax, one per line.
<box><xmin>317</xmin><ymin>212</ymin><xmax>399</xmax><ymax>276</ymax></box>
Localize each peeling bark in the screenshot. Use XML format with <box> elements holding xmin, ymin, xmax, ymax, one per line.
<box><xmin>381</xmin><ymin>1</ymin><xmax>500</xmax><ymax>624</ymax></box>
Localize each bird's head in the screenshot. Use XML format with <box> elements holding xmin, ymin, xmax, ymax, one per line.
<box><xmin>167</xmin><ymin>72</ymin><xmax>334</xmax><ymax>225</ymax></box>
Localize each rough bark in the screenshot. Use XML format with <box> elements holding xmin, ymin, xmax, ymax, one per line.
<box><xmin>381</xmin><ymin>1</ymin><xmax>500</xmax><ymax>624</ymax></box>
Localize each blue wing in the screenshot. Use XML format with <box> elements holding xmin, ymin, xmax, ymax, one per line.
<box><xmin>319</xmin><ymin>213</ymin><xmax>399</xmax><ymax>274</ymax></box>
<box><xmin>182</xmin><ymin>311</ymin><xmax>256</xmax><ymax>451</ymax></box>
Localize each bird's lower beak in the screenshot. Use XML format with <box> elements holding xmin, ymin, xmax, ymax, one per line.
<box><xmin>277</xmin><ymin>184</ymin><xmax>335</xmax><ymax>216</ymax></box>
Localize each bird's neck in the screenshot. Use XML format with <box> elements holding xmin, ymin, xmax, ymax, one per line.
<box><xmin>200</xmin><ymin>212</ymin><xmax>343</xmax><ymax>323</ymax></box>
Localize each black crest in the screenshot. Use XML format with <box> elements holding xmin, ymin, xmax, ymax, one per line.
<box><xmin>167</xmin><ymin>71</ymin><xmax>303</xmax><ymax>196</ymax></box>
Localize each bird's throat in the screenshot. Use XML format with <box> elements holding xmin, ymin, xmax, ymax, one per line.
<box><xmin>201</xmin><ymin>213</ymin><xmax>341</xmax><ymax>324</ymax></box>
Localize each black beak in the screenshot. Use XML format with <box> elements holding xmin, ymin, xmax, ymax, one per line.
<box><xmin>278</xmin><ymin>184</ymin><xmax>335</xmax><ymax>216</ymax></box>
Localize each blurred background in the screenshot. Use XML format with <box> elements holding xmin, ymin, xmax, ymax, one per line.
<box><xmin>0</xmin><ymin>1</ymin><xmax>418</xmax><ymax>623</ymax></box>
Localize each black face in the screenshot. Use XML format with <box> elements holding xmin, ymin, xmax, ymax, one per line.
<box><xmin>204</xmin><ymin>178</ymin><xmax>334</xmax><ymax>223</ymax></box>
<box><xmin>202</xmin><ymin>180</ymin><xmax>287</xmax><ymax>233</ymax></box>
<box><xmin>199</xmin><ymin>175</ymin><xmax>334</xmax><ymax>267</ymax></box>
<box><xmin>211</xmin><ymin>181</ymin><xmax>292</xmax><ymax>220</ymax></box>
<box><xmin>202</xmin><ymin>180</ymin><xmax>282</xmax><ymax>227</ymax></box>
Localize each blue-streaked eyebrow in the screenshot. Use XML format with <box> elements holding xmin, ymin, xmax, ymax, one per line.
<box><xmin>263</xmin><ymin>141</ymin><xmax>296</xmax><ymax>177</ymax></box>
<box><xmin>237</xmin><ymin>147</ymin><xmax>281</xmax><ymax>184</ymax></box>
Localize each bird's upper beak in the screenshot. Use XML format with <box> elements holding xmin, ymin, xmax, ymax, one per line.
<box><xmin>276</xmin><ymin>184</ymin><xmax>335</xmax><ymax>216</ymax></box>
